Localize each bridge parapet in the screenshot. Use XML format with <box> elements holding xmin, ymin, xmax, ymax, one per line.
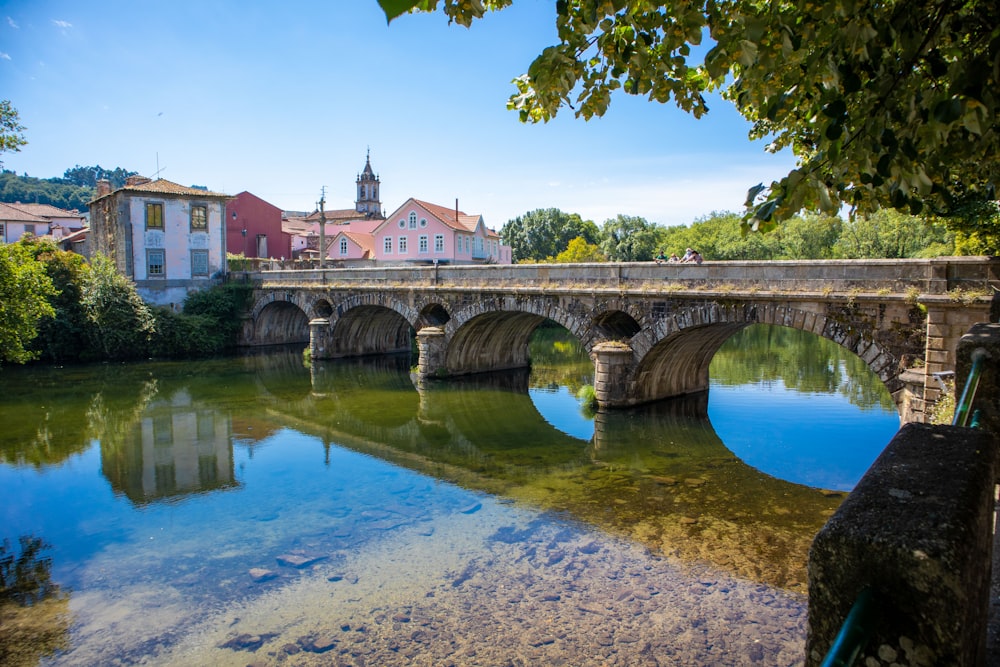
<box><xmin>254</xmin><ymin>257</ymin><xmax>999</xmax><ymax>296</ymax></box>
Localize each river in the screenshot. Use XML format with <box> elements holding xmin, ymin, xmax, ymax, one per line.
<box><xmin>0</xmin><ymin>324</ymin><xmax>899</xmax><ymax>666</ymax></box>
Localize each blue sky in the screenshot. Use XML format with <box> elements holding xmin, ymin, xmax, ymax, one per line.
<box><xmin>1</xmin><ymin>0</ymin><xmax>797</xmax><ymax>228</ymax></box>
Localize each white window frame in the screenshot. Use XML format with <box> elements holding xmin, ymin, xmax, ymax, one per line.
<box><xmin>191</xmin><ymin>249</ymin><xmax>209</xmax><ymax>277</ymax></box>
<box><xmin>434</xmin><ymin>234</ymin><xmax>445</xmax><ymax>253</ymax></box>
<box><xmin>398</xmin><ymin>236</ymin><xmax>408</xmax><ymax>253</ymax></box>
<box><xmin>147</xmin><ymin>248</ymin><xmax>166</xmax><ymax>278</ymax></box>
<box><xmin>339</xmin><ymin>238</ymin><xmax>349</xmax><ymax>256</ymax></box>
<box><xmin>383</xmin><ymin>236</ymin><xmax>393</xmax><ymax>254</ymax></box>
<box><xmin>418</xmin><ymin>235</ymin><xmax>428</xmax><ymax>253</ymax></box>
<box><xmin>408</xmin><ymin>212</ymin><xmax>418</xmax><ymax>229</ymax></box>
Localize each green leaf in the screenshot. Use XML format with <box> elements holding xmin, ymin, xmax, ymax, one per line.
<box><xmin>377</xmin><ymin>0</ymin><xmax>423</xmax><ymax>23</ymax></box>
<box><xmin>744</xmin><ymin>183</ymin><xmax>765</xmax><ymax>207</ymax></box>
<box><xmin>932</xmin><ymin>98</ymin><xmax>962</xmax><ymax>124</ymax></box>
<box><xmin>822</xmin><ymin>99</ymin><xmax>847</xmax><ymax>118</ymax></box>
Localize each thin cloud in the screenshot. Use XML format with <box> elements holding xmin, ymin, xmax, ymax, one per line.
<box><xmin>0</xmin><ymin>52</ymin><xmax>10</xmax><ymax>60</ymax></box>
<box><xmin>7</xmin><ymin>17</ymin><xmax>18</xmax><ymax>29</ymax></box>
<box><xmin>52</xmin><ymin>19</ymin><xmax>72</xmax><ymax>29</ymax></box>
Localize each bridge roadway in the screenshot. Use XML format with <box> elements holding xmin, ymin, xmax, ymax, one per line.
<box><xmin>239</xmin><ymin>257</ymin><xmax>999</xmax><ymax>419</ymax></box>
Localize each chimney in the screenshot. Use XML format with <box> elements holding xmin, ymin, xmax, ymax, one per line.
<box><xmin>125</xmin><ymin>175</ymin><xmax>152</xmax><ymax>187</ymax></box>
<box><xmin>455</xmin><ymin>198</ymin><xmax>459</xmax><ymax>222</ymax></box>
<box><xmin>96</xmin><ymin>179</ymin><xmax>112</xmax><ymax>198</ymax></box>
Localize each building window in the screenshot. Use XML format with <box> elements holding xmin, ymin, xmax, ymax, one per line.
<box><xmin>190</xmin><ymin>205</ymin><xmax>207</xmax><ymax>231</ymax></box>
<box><xmin>464</xmin><ymin>236</ymin><xmax>470</xmax><ymax>253</ymax></box>
<box><xmin>383</xmin><ymin>237</ymin><xmax>393</xmax><ymax>254</ymax></box>
<box><xmin>0</xmin><ymin>222</ymin><xmax>5</xmax><ymax>242</ymax></box>
<box><xmin>339</xmin><ymin>238</ymin><xmax>349</xmax><ymax>256</ymax></box>
<box><xmin>434</xmin><ymin>234</ymin><xmax>444</xmax><ymax>252</ymax></box>
<box><xmin>408</xmin><ymin>212</ymin><xmax>417</xmax><ymax>229</ymax></box>
<box><xmin>398</xmin><ymin>219</ymin><xmax>405</xmax><ymax>229</ymax></box>
<box><xmin>23</xmin><ymin>224</ymin><xmax>35</xmax><ymax>237</ymax></box>
<box><xmin>191</xmin><ymin>249</ymin><xmax>209</xmax><ymax>277</ymax></box>
<box><xmin>146</xmin><ymin>202</ymin><xmax>163</xmax><ymax>229</ymax></box>
<box><xmin>420</xmin><ymin>218</ymin><xmax>427</xmax><ymax>228</ymax></box>
<box><xmin>147</xmin><ymin>248</ymin><xmax>166</xmax><ymax>277</ymax></box>
<box><xmin>398</xmin><ymin>236</ymin><xmax>407</xmax><ymax>253</ymax></box>
<box><xmin>418</xmin><ymin>235</ymin><xmax>428</xmax><ymax>253</ymax></box>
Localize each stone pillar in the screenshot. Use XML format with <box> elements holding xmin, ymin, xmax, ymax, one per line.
<box><xmin>920</xmin><ymin>303</ymin><xmax>994</xmax><ymax>422</ymax></box>
<box><xmin>956</xmin><ymin>322</ymin><xmax>1000</xmax><ymax>438</ymax></box>
<box><xmin>591</xmin><ymin>342</ymin><xmax>633</xmax><ymax>408</ymax></box>
<box><xmin>806</xmin><ymin>423</ymin><xmax>998</xmax><ymax>666</ymax></box>
<box><xmin>309</xmin><ymin>318</ymin><xmax>330</xmax><ymax>359</ymax></box>
<box><xmin>415</xmin><ymin>326</ymin><xmax>448</xmax><ymax>381</ymax></box>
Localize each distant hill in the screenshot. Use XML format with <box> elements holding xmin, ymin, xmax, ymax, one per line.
<box><xmin>0</xmin><ymin>165</ymin><xmax>137</xmax><ymax>212</ymax></box>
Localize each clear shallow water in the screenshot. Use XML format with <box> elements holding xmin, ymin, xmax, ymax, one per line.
<box><xmin>0</xmin><ymin>324</ymin><xmax>898</xmax><ymax>666</ymax></box>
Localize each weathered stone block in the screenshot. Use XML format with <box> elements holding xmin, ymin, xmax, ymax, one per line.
<box><xmin>807</xmin><ymin>423</ymin><xmax>997</xmax><ymax>666</ymax></box>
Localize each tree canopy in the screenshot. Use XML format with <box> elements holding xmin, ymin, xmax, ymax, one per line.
<box><xmin>379</xmin><ymin>1</ymin><xmax>1000</xmax><ymax>232</ymax></box>
<box><xmin>0</xmin><ymin>240</ymin><xmax>55</xmax><ymax>366</ymax></box>
<box><xmin>0</xmin><ymin>165</ymin><xmax>137</xmax><ymax>211</ymax></box>
<box><xmin>0</xmin><ymin>100</ymin><xmax>26</xmax><ymax>166</ymax></box>
<box><xmin>500</xmin><ymin>208</ymin><xmax>600</xmax><ymax>261</ymax></box>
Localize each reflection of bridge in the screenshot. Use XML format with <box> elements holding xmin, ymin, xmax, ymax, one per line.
<box><xmin>246</xmin><ymin>356</ymin><xmax>838</xmax><ymax>591</ymax></box>
<box><xmin>238</xmin><ymin>259</ymin><xmax>999</xmax><ymax>421</ymax></box>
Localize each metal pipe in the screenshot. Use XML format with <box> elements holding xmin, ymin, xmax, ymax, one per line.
<box><xmin>953</xmin><ymin>348</ymin><xmax>988</xmax><ymax>428</ymax></box>
<box><xmin>820</xmin><ymin>587</ymin><xmax>876</xmax><ymax>667</ymax></box>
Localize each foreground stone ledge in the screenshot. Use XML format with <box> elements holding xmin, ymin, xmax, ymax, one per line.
<box><xmin>807</xmin><ymin>423</ymin><xmax>998</xmax><ymax>666</ymax></box>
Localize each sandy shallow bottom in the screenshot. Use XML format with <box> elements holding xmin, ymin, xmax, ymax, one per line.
<box><xmin>50</xmin><ymin>498</ymin><xmax>806</xmax><ymax>667</ymax></box>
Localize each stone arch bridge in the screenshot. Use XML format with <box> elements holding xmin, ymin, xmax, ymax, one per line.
<box><xmin>238</xmin><ymin>259</ymin><xmax>998</xmax><ymax>422</ymax></box>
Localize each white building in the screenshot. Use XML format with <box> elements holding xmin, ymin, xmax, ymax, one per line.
<box><xmin>89</xmin><ymin>176</ymin><xmax>229</xmax><ymax>308</ymax></box>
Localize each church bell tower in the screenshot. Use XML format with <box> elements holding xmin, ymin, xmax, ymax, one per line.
<box><xmin>355</xmin><ymin>150</ymin><xmax>383</xmax><ymax>219</ymax></box>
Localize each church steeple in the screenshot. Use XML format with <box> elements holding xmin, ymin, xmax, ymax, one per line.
<box><xmin>355</xmin><ymin>149</ymin><xmax>383</xmax><ymax>219</ymax></box>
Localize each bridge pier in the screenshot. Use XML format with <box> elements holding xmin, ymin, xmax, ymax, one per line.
<box><xmin>309</xmin><ymin>318</ymin><xmax>331</xmax><ymax>359</ymax></box>
<box><xmin>415</xmin><ymin>326</ymin><xmax>447</xmax><ymax>381</ymax></box>
<box><xmin>592</xmin><ymin>342</ymin><xmax>634</xmax><ymax>408</ymax></box>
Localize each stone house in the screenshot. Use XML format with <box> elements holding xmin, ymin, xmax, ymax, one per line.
<box><xmin>89</xmin><ymin>176</ymin><xmax>229</xmax><ymax>308</ymax></box>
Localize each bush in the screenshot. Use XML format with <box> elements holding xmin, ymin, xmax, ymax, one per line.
<box><xmin>148</xmin><ymin>309</ymin><xmax>226</xmax><ymax>358</ymax></box>
<box><xmin>182</xmin><ymin>283</ymin><xmax>253</xmax><ymax>344</ymax></box>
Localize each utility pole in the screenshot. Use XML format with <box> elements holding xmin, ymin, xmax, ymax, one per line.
<box><xmin>318</xmin><ymin>187</ymin><xmax>327</xmax><ymax>270</ymax></box>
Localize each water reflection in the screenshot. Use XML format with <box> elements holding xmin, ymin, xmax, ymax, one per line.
<box><xmin>0</xmin><ymin>325</ymin><xmax>898</xmax><ymax>664</ymax></box>
<box><xmin>101</xmin><ymin>389</ymin><xmax>238</xmax><ymax>504</ymax></box>
<box><xmin>273</xmin><ymin>355</ymin><xmax>841</xmax><ymax>591</ymax></box>
<box><xmin>0</xmin><ymin>535</ymin><xmax>72</xmax><ymax>667</ymax></box>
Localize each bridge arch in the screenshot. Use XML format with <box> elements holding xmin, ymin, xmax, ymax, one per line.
<box><xmin>443</xmin><ymin>297</ymin><xmax>590</xmax><ymax>375</ymax></box>
<box><xmin>625</xmin><ymin>302</ymin><xmax>902</xmax><ymax>410</ymax></box>
<box><xmin>321</xmin><ymin>293</ymin><xmax>421</xmax><ymax>358</ymax></box>
<box><xmin>247</xmin><ymin>292</ymin><xmax>315</xmax><ymax>346</ymax></box>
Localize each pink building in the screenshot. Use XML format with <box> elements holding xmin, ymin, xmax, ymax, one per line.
<box><xmin>226</xmin><ymin>191</ymin><xmax>291</xmax><ymax>260</ymax></box>
<box><xmin>371</xmin><ymin>198</ymin><xmax>511</xmax><ymax>265</ymax></box>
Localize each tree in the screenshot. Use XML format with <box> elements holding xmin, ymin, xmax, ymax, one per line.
<box><xmin>379</xmin><ymin>1</ymin><xmax>1000</xmax><ymax>232</ymax></box>
<box><xmin>833</xmin><ymin>209</ymin><xmax>952</xmax><ymax>259</ymax></box>
<box><xmin>81</xmin><ymin>254</ymin><xmax>156</xmax><ymax>361</ymax></box>
<box><xmin>19</xmin><ymin>237</ymin><xmax>93</xmax><ymax>363</ymax></box>
<box><xmin>0</xmin><ymin>100</ymin><xmax>26</xmax><ymax>166</ymax></box>
<box><xmin>0</xmin><ymin>240</ymin><xmax>56</xmax><ymax>366</ymax></box>
<box><xmin>600</xmin><ymin>214</ymin><xmax>664</xmax><ymax>261</ymax></box>
<box><xmin>553</xmin><ymin>236</ymin><xmax>607</xmax><ymax>262</ymax></box>
<box><xmin>500</xmin><ymin>208</ymin><xmax>599</xmax><ymax>261</ymax></box>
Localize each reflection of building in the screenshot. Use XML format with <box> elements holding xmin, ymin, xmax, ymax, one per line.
<box><xmin>102</xmin><ymin>389</ymin><xmax>238</xmax><ymax>504</ymax></box>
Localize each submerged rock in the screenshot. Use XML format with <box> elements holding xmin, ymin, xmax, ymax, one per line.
<box><xmin>218</xmin><ymin>632</ymin><xmax>276</xmax><ymax>651</ymax></box>
<box><xmin>276</xmin><ymin>552</ymin><xmax>327</xmax><ymax>568</ymax></box>
<box><xmin>248</xmin><ymin>568</ymin><xmax>277</xmax><ymax>582</ymax></box>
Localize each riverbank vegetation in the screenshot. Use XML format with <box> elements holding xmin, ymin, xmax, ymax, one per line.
<box><xmin>0</xmin><ymin>237</ymin><xmax>252</xmax><ymax>368</ymax></box>
<box><xmin>503</xmin><ymin>207</ymin><xmax>973</xmax><ymax>263</ymax></box>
